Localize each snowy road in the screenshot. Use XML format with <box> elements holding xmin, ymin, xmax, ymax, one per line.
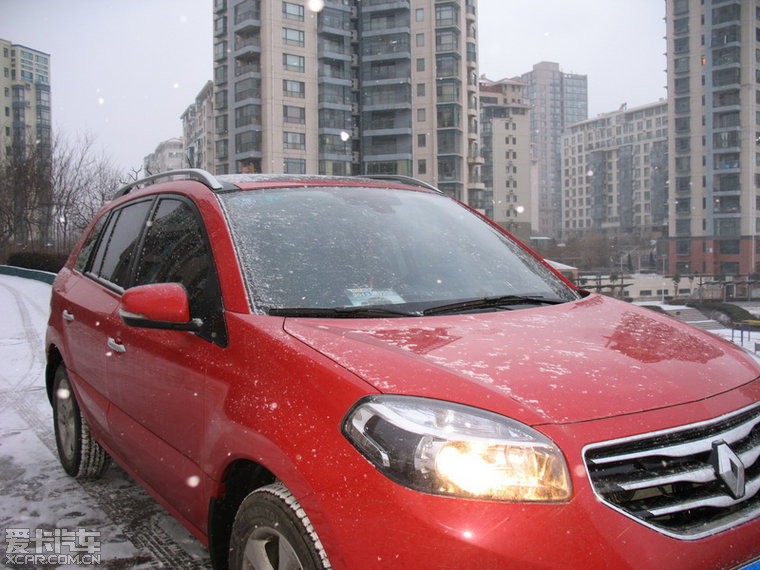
<box><xmin>0</xmin><ymin>274</ymin><xmax>212</xmax><ymax>569</ymax></box>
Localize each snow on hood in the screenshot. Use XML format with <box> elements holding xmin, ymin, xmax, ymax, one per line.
<box><xmin>283</xmin><ymin>294</ymin><xmax>760</xmax><ymax>425</ymax></box>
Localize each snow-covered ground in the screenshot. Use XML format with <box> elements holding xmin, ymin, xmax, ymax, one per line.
<box><xmin>0</xmin><ymin>273</ymin><xmax>757</xmax><ymax>568</ymax></box>
<box><xmin>0</xmin><ymin>275</ymin><xmax>211</xmax><ymax>569</ymax></box>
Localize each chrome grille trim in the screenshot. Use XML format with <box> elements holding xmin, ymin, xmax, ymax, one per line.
<box><xmin>583</xmin><ymin>402</ymin><xmax>760</xmax><ymax>540</ymax></box>
<box><xmin>587</xmin><ymin>413</ymin><xmax>760</xmax><ymax>465</ymax></box>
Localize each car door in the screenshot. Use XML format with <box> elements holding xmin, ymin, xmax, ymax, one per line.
<box><xmin>105</xmin><ymin>195</ymin><xmax>227</xmax><ymax>530</ymax></box>
<box><xmin>57</xmin><ymin>200</ymin><xmax>153</xmax><ymax>436</ymax></box>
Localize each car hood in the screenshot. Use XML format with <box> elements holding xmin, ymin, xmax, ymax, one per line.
<box><xmin>282</xmin><ymin>294</ymin><xmax>760</xmax><ymax>424</ymax></box>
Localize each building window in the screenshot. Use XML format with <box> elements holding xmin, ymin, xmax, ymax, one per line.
<box><xmin>284</xmin><ymin>131</ymin><xmax>306</xmax><ymax>150</ymax></box>
<box><xmin>235</xmin><ymin>77</ymin><xmax>260</xmax><ymax>101</ymax></box>
<box><xmin>235</xmin><ymin>104</ymin><xmax>261</xmax><ymax>127</ymax></box>
<box><xmin>416</xmin><ymin>33</ymin><xmax>424</xmax><ymax>47</ymax></box>
<box><xmin>673</xmin><ymin>17</ymin><xmax>688</xmax><ymax>35</ymax></box>
<box><xmin>215</xmin><ymin>65</ymin><xmax>228</xmax><ymax>84</ymax></box>
<box><xmin>418</xmin><ymin>159</ymin><xmax>427</xmax><ymax>174</ymax></box>
<box><xmin>417</xmin><ymin>134</ymin><xmax>426</xmax><ymax>148</ymax></box>
<box><xmin>676</xmin><ymin>240</ymin><xmax>691</xmax><ymax>255</ymax></box>
<box><xmin>719</xmin><ymin>240</ymin><xmax>740</xmax><ymax>254</ymax></box>
<box><xmin>284</xmin><ymin>158</ymin><xmax>306</xmax><ymax>174</ymax></box>
<box><xmin>283</xmin><ymin>53</ymin><xmax>305</xmax><ymax>72</ymax></box>
<box><xmin>215</xmin><ymin>89</ymin><xmax>228</xmax><ymax>109</ymax></box>
<box><xmin>715</xmin><ymin>218</ymin><xmax>740</xmax><ymax>236</ymax></box>
<box><xmin>234</xmin><ymin>1</ymin><xmax>258</xmax><ymax>23</ymax></box>
<box><xmin>720</xmin><ymin>262</ymin><xmax>740</xmax><ymax>276</ymax></box>
<box><xmin>436</xmin><ymin>29</ymin><xmax>459</xmax><ymax>52</ymax></box>
<box><xmin>283</xmin><ymin>105</ymin><xmax>305</xmax><ymax>124</ymax></box>
<box><xmin>416</xmin><ymin>58</ymin><xmax>425</xmax><ymax>72</ymax></box>
<box><xmin>283</xmin><ymin>28</ymin><xmax>305</xmax><ymax>47</ymax></box>
<box><xmin>417</xmin><ymin>83</ymin><xmax>425</xmax><ymax>96</ymax></box>
<box><xmin>674</xmin><ymin>56</ymin><xmax>689</xmax><ymax>74</ymax></box>
<box><xmin>674</xmin><ymin>117</ymin><xmax>690</xmax><ymax>133</ymax></box>
<box><xmin>215</xmin><ymin>139</ymin><xmax>228</xmax><ymax>159</ymax></box>
<box><xmin>435</xmin><ymin>5</ymin><xmax>458</xmax><ymax>26</ymax></box>
<box><xmin>417</xmin><ymin>108</ymin><xmax>426</xmax><ymax>122</ymax></box>
<box><xmin>283</xmin><ymin>79</ymin><xmax>305</xmax><ymax>98</ymax></box>
<box><xmin>236</xmin><ymin>130</ymin><xmax>261</xmax><ymax>153</ymax></box>
<box><xmin>283</xmin><ymin>2</ymin><xmax>304</xmax><ymax>21</ymax></box>
<box><xmin>415</xmin><ymin>8</ymin><xmax>424</xmax><ymax>21</ymax></box>
<box><xmin>215</xmin><ymin>115</ymin><xmax>228</xmax><ymax>134</ymax></box>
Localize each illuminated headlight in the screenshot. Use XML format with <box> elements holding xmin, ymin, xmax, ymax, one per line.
<box><xmin>342</xmin><ymin>395</ymin><xmax>571</xmax><ymax>502</ymax></box>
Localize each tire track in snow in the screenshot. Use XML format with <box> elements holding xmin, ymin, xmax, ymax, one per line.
<box><xmin>0</xmin><ymin>281</ymin><xmax>46</xmax><ymax>393</ymax></box>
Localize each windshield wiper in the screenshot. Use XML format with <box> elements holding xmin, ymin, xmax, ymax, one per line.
<box><xmin>267</xmin><ymin>306</ymin><xmax>418</xmax><ymax>318</ymax></box>
<box><xmin>422</xmin><ymin>295</ymin><xmax>566</xmax><ymax>316</ymax></box>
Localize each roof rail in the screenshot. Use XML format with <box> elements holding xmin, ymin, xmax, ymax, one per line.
<box><xmin>360</xmin><ymin>174</ymin><xmax>443</xmax><ymax>194</ymax></box>
<box><xmin>113</xmin><ymin>168</ymin><xmax>235</xmax><ymax>199</ymax></box>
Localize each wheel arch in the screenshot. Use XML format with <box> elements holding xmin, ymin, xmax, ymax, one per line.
<box><xmin>45</xmin><ymin>344</ymin><xmax>63</xmax><ymax>405</ymax></box>
<box><xmin>207</xmin><ymin>459</ymin><xmax>277</xmax><ymax>570</ymax></box>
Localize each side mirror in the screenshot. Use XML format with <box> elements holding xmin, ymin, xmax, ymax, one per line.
<box><xmin>120</xmin><ymin>283</ymin><xmax>203</xmax><ymax>332</ymax></box>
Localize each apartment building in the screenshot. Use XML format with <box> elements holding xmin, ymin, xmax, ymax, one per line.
<box><xmin>143</xmin><ymin>138</ymin><xmax>185</xmax><ymax>175</ymax></box>
<box><xmin>212</xmin><ymin>0</ymin><xmax>482</xmax><ymax>204</ymax></box>
<box><xmin>181</xmin><ymin>81</ymin><xmax>215</xmax><ymax>172</ymax></box>
<box><xmin>561</xmin><ymin>100</ymin><xmax>669</xmax><ymax>240</ymax></box>
<box><xmin>479</xmin><ymin>76</ymin><xmax>534</xmax><ymax>240</ymax></box>
<box><xmin>0</xmin><ymin>39</ymin><xmax>51</xmax><ymax>163</ymax></box>
<box><xmin>667</xmin><ymin>0</ymin><xmax>760</xmax><ymax>277</ymax></box>
<box><xmin>520</xmin><ymin>61</ymin><xmax>588</xmax><ymax>239</ymax></box>
<box><xmin>0</xmin><ymin>39</ymin><xmax>52</xmax><ymax>249</ymax></box>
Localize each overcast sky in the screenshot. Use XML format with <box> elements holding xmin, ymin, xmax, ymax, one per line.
<box><xmin>2</xmin><ymin>0</ymin><xmax>666</xmax><ymax>172</ymax></box>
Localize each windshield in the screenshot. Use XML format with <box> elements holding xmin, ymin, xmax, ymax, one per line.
<box><xmin>221</xmin><ymin>186</ymin><xmax>577</xmax><ymax>314</ymax></box>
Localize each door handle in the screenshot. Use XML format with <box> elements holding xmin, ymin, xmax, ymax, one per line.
<box><xmin>62</xmin><ymin>309</ymin><xmax>75</xmax><ymax>321</ymax></box>
<box><xmin>107</xmin><ymin>338</ymin><xmax>126</xmax><ymax>354</ymax></box>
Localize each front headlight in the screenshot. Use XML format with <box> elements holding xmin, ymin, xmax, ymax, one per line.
<box><xmin>342</xmin><ymin>395</ymin><xmax>571</xmax><ymax>502</ymax></box>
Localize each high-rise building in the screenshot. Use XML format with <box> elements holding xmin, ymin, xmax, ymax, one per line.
<box><xmin>666</xmin><ymin>0</ymin><xmax>759</xmax><ymax>277</ymax></box>
<box><xmin>0</xmin><ymin>39</ymin><xmax>53</xmax><ymax>249</ymax></box>
<box><xmin>181</xmin><ymin>81</ymin><xmax>215</xmax><ymax>172</ymax></box>
<box><xmin>561</xmin><ymin>100</ymin><xmax>669</xmax><ymax>240</ymax></box>
<box><xmin>479</xmin><ymin>76</ymin><xmax>534</xmax><ymax>240</ymax></box>
<box><xmin>0</xmin><ymin>39</ymin><xmax>51</xmax><ymax>164</ymax></box>
<box><xmin>212</xmin><ymin>0</ymin><xmax>482</xmax><ymax>204</ymax></box>
<box><xmin>520</xmin><ymin>62</ymin><xmax>588</xmax><ymax>239</ymax></box>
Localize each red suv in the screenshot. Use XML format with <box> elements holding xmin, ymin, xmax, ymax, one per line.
<box><xmin>46</xmin><ymin>170</ymin><xmax>760</xmax><ymax>569</ymax></box>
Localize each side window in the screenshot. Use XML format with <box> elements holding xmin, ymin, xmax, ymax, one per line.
<box><xmin>74</xmin><ymin>215</ymin><xmax>107</xmax><ymax>273</ymax></box>
<box><xmin>133</xmin><ymin>198</ymin><xmax>226</xmax><ymax>345</ymax></box>
<box><xmin>90</xmin><ymin>200</ymin><xmax>152</xmax><ymax>288</ymax></box>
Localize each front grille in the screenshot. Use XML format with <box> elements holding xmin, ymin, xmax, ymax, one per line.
<box><xmin>584</xmin><ymin>403</ymin><xmax>760</xmax><ymax>539</ymax></box>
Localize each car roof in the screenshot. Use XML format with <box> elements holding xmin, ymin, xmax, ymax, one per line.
<box><xmin>113</xmin><ymin>169</ymin><xmax>442</xmax><ymax>200</ymax></box>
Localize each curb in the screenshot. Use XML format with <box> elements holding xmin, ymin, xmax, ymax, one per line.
<box><xmin>0</xmin><ymin>265</ymin><xmax>57</xmax><ymax>284</ymax></box>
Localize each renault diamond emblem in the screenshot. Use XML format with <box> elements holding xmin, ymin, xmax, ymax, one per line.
<box><xmin>709</xmin><ymin>441</ymin><xmax>746</xmax><ymax>500</ymax></box>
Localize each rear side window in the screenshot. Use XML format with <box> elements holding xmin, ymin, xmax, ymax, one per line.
<box><xmin>74</xmin><ymin>215</ymin><xmax>106</xmax><ymax>273</ymax></box>
<box><xmin>89</xmin><ymin>200</ymin><xmax>152</xmax><ymax>288</ymax></box>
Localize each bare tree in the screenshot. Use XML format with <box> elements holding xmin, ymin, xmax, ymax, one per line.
<box><xmin>50</xmin><ymin>133</ymin><xmax>122</xmax><ymax>253</ymax></box>
<box><xmin>0</xmin><ymin>133</ymin><xmax>51</xmax><ymax>256</ymax></box>
<box><xmin>1</xmin><ymin>131</ymin><xmax>126</xmax><ymax>259</ymax></box>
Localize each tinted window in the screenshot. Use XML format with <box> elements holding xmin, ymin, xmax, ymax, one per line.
<box><xmin>74</xmin><ymin>215</ymin><xmax>107</xmax><ymax>273</ymax></box>
<box><xmin>134</xmin><ymin>199</ymin><xmax>211</xmax><ymax>312</ymax></box>
<box><xmin>133</xmin><ymin>198</ymin><xmax>226</xmax><ymax>344</ymax></box>
<box><xmin>90</xmin><ymin>200</ymin><xmax>152</xmax><ymax>287</ymax></box>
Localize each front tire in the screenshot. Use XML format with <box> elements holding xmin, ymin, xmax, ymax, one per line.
<box><xmin>52</xmin><ymin>364</ymin><xmax>111</xmax><ymax>478</ymax></box>
<box><xmin>229</xmin><ymin>483</ymin><xmax>330</xmax><ymax>570</ymax></box>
